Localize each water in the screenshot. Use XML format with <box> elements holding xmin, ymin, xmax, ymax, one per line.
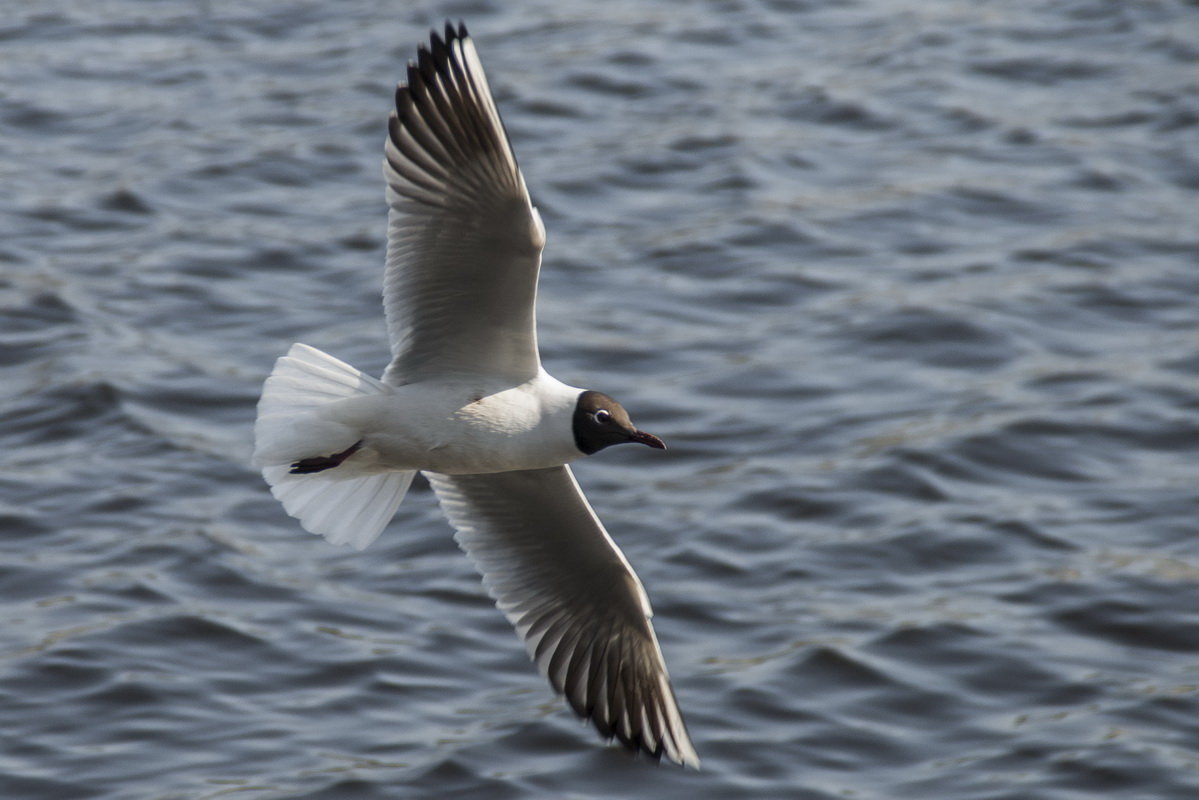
<box><xmin>3</xmin><ymin>0</ymin><xmax>1198</xmax><ymax>797</ymax></box>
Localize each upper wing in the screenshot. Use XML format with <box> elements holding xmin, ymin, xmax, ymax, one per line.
<box><xmin>382</xmin><ymin>23</ymin><xmax>545</xmax><ymax>385</ymax></box>
<box><xmin>424</xmin><ymin>466</ymin><xmax>699</xmax><ymax>768</ymax></box>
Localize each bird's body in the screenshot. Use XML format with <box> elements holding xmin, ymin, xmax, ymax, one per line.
<box><xmin>253</xmin><ymin>22</ymin><xmax>697</xmax><ymax>767</ymax></box>
<box><xmin>263</xmin><ymin>365</ymin><xmax>585</xmax><ymax>476</ymax></box>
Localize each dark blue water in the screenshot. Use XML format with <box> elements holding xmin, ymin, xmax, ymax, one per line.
<box><xmin>3</xmin><ymin>1</ymin><xmax>1199</xmax><ymax>797</ymax></box>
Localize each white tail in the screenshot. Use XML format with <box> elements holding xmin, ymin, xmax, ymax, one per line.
<box><xmin>254</xmin><ymin>343</ymin><xmax>414</xmax><ymax>550</ymax></box>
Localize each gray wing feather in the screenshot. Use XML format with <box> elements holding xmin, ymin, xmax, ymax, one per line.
<box><xmin>424</xmin><ymin>465</ymin><xmax>699</xmax><ymax>767</ymax></box>
<box><xmin>382</xmin><ymin>23</ymin><xmax>545</xmax><ymax>384</ymax></box>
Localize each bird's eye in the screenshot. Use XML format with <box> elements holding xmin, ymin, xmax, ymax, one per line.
<box><xmin>594</xmin><ymin>409</ymin><xmax>611</xmax><ymax>424</ymax></box>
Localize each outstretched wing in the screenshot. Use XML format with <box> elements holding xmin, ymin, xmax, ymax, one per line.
<box><xmin>382</xmin><ymin>22</ymin><xmax>546</xmax><ymax>385</ymax></box>
<box><xmin>424</xmin><ymin>466</ymin><xmax>699</xmax><ymax>767</ymax></box>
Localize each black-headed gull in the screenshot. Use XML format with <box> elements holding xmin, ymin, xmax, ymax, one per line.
<box><xmin>253</xmin><ymin>22</ymin><xmax>697</xmax><ymax>768</ymax></box>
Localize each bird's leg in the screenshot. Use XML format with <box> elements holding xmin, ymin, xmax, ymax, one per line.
<box><xmin>289</xmin><ymin>440</ymin><xmax>363</xmax><ymax>475</ymax></box>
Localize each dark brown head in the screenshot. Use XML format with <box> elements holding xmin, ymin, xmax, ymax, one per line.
<box><xmin>572</xmin><ymin>390</ymin><xmax>666</xmax><ymax>456</ymax></box>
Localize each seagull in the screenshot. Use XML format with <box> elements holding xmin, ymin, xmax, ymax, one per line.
<box><xmin>252</xmin><ymin>22</ymin><xmax>698</xmax><ymax>768</ymax></box>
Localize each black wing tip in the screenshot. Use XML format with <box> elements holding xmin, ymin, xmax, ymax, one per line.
<box><xmin>430</xmin><ymin>19</ymin><xmax>469</xmax><ymax>50</ymax></box>
<box><xmin>397</xmin><ymin>21</ymin><xmax>474</xmax><ymax>101</ymax></box>
<box><xmin>418</xmin><ymin>23</ymin><xmax>457</xmax><ymax>72</ymax></box>
<box><xmin>564</xmin><ymin>688</ymin><xmax>698</xmax><ymax>768</ymax></box>
<box><xmin>605</xmin><ymin>728</ymin><xmax>699</xmax><ymax>769</ymax></box>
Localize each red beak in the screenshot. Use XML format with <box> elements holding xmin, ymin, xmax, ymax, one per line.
<box><xmin>630</xmin><ymin>430</ymin><xmax>667</xmax><ymax>450</ymax></box>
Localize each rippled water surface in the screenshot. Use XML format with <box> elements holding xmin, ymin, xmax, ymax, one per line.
<box><xmin>4</xmin><ymin>1</ymin><xmax>1199</xmax><ymax>797</ymax></box>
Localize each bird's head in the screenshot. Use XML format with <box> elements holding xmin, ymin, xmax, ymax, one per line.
<box><xmin>572</xmin><ymin>390</ymin><xmax>666</xmax><ymax>455</ymax></box>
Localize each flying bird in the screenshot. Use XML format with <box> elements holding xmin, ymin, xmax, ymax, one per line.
<box><xmin>253</xmin><ymin>22</ymin><xmax>697</xmax><ymax>767</ymax></box>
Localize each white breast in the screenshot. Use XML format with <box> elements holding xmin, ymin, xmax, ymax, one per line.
<box><xmin>321</xmin><ymin>370</ymin><xmax>584</xmax><ymax>475</ymax></box>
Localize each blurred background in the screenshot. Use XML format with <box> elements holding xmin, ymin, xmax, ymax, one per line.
<box><xmin>2</xmin><ymin>1</ymin><xmax>1198</xmax><ymax>797</ymax></box>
